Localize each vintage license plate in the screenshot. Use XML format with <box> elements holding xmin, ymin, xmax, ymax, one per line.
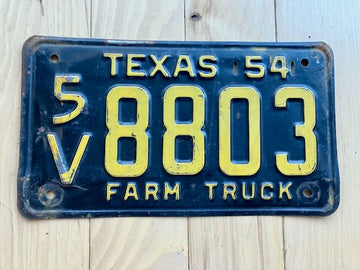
<box><xmin>18</xmin><ymin>36</ymin><xmax>339</xmax><ymax>218</ymax></box>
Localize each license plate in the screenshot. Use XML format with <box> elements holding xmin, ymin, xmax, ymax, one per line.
<box><xmin>18</xmin><ymin>36</ymin><xmax>339</xmax><ymax>218</ymax></box>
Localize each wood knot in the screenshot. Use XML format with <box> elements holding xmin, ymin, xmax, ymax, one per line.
<box><xmin>190</xmin><ymin>13</ymin><xmax>202</xmax><ymax>21</ymax></box>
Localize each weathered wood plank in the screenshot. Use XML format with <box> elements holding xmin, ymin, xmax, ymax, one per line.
<box><xmin>185</xmin><ymin>0</ymin><xmax>276</xmax><ymax>42</ymax></box>
<box><xmin>185</xmin><ymin>1</ymin><xmax>284</xmax><ymax>269</ymax></box>
<box><xmin>92</xmin><ymin>0</ymin><xmax>184</xmax><ymax>40</ymax></box>
<box><xmin>0</xmin><ymin>1</ymin><xmax>90</xmax><ymax>269</ymax></box>
<box><xmin>276</xmin><ymin>1</ymin><xmax>360</xmax><ymax>269</ymax></box>
<box><xmin>2</xmin><ymin>1</ymin><xmax>357</xmax><ymax>269</ymax></box>
<box><xmin>90</xmin><ymin>1</ymin><xmax>188</xmax><ymax>269</ymax></box>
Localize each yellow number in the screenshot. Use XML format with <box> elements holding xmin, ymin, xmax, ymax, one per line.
<box><xmin>275</xmin><ymin>86</ymin><xmax>317</xmax><ymax>175</ymax></box>
<box><xmin>245</xmin><ymin>56</ymin><xmax>265</xmax><ymax>78</ymax></box>
<box><xmin>270</xmin><ymin>56</ymin><xmax>289</xmax><ymax>79</ymax></box>
<box><xmin>47</xmin><ymin>132</ymin><xmax>90</xmax><ymax>185</ymax></box>
<box><xmin>163</xmin><ymin>85</ymin><xmax>205</xmax><ymax>175</ymax></box>
<box><xmin>105</xmin><ymin>86</ymin><xmax>149</xmax><ymax>177</ymax></box>
<box><xmin>52</xmin><ymin>75</ymin><xmax>86</xmax><ymax>124</ymax></box>
<box><xmin>219</xmin><ymin>86</ymin><xmax>261</xmax><ymax>176</ymax></box>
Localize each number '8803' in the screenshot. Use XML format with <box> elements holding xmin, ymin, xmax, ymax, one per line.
<box><xmin>47</xmin><ymin>74</ymin><xmax>316</xmax><ymax>185</ymax></box>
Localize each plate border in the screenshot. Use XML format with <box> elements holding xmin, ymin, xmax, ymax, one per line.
<box><xmin>17</xmin><ymin>36</ymin><xmax>340</xmax><ymax>218</ymax></box>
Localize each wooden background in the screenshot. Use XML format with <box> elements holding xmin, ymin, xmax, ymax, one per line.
<box><xmin>0</xmin><ymin>0</ymin><xmax>359</xmax><ymax>269</ymax></box>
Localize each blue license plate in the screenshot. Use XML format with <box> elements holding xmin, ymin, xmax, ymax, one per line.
<box><xmin>18</xmin><ymin>36</ymin><xmax>339</xmax><ymax>218</ymax></box>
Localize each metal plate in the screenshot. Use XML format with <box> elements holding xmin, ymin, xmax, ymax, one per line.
<box><xmin>18</xmin><ymin>36</ymin><xmax>339</xmax><ymax>218</ymax></box>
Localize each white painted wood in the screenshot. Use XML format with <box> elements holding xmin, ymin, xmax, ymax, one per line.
<box><xmin>185</xmin><ymin>1</ymin><xmax>284</xmax><ymax>269</ymax></box>
<box><xmin>1</xmin><ymin>1</ymin><xmax>358</xmax><ymax>269</ymax></box>
<box><xmin>277</xmin><ymin>1</ymin><xmax>360</xmax><ymax>269</ymax></box>
<box><xmin>90</xmin><ymin>1</ymin><xmax>188</xmax><ymax>270</ymax></box>
<box><xmin>0</xmin><ymin>1</ymin><xmax>90</xmax><ymax>269</ymax></box>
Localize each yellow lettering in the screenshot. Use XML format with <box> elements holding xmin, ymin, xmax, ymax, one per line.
<box><xmin>124</xmin><ymin>183</ymin><xmax>139</xmax><ymax>200</ymax></box>
<box><xmin>279</xmin><ymin>182</ymin><xmax>292</xmax><ymax>200</ymax></box>
<box><xmin>106</xmin><ymin>182</ymin><xmax>120</xmax><ymax>201</ymax></box>
<box><xmin>205</xmin><ymin>182</ymin><xmax>218</xmax><ymax>200</ymax></box>
<box><xmin>242</xmin><ymin>182</ymin><xmax>255</xmax><ymax>200</ymax></box>
<box><xmin>103</xmin><ymin>53</ymin><xmax>123</xmax><ymax>76</ymax></box>
<box><xmin>174</xmin><ymin>55</ymin><xmax>195</xmax><ymax>77</ymax></box>
<box><xmin>127</xmin><ymin>54</ymin><xmax>146</xmax><ymax>77</ymax></box>
<box><xmin>149</xmin><ymin>55</ymin><xmax>170</xmax><ymax>77</ymax></box>
<box><xmin>47</xmin><ymin>132</ymin><xmax>90</xmax><ymax>185</ymax></box>
<box><xmin>245</xmin><ymin>56</ymin><xmax>265</xmax><ymax>78</ymax></box>
<box><xmin>164</xmin><ymin>182</ymin><xmax>180</xmax><ymax>200</ymax></box>
<box><xmin>261</xmin><ymin>183</ymin><xmax>274</xmax><ymax>200</ymax></box>
<box><xmin>223</xmin><ymin>183</ymin><xmax>236</xmax><ymax>200</ymax></box>
<box><xmin>52</xmin><ymin>75</ymin><xmax>86</xmax><ymax>124</ymax></box>
<box><xmin>145</xmin><ymin>182</ymin><xmax>159</xmax><ymax>200</ymax></box>
<box><xmin>198</xmin><ymin>55</ymin><xmax>217</xmax><ymax>78</ymax></box>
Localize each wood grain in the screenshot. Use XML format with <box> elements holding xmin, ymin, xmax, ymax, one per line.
<box><xmin>185</xmin><ymin>1</ymin><xmax>284</xmax><ymax>269</ymax></box>
<box><xmin>1</xmin><ymin>1</ymin><xmax>359</xmax><ymax>269</ymax></box>
<box><xmin>185</xmin><ymin>0</ymin><xmax>276</xmax><ymax>42</ymax></box>
<box><xmin>0</xmin><ymin>1</ymin><xmax>90</xmax><ymax>269</ymax></box>
<box><xmin>277</xmin><ymin>1</ymin><xmax>360</xmax><ymax>269</ymax></box>
<box><xmin>90</xmin><ymin>1</ymin><xmax>188</xmax><ymax>270</ymax></box>
<box><xmin>92</xmin><ymin>0</ymin><xmax>184</xmax><ymax>40</ymax></box>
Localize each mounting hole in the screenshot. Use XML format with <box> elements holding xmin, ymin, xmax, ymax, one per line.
<box><xmin>233</xmin><ymin>60</ymin><xmax>239</xmax><ymax>76</ymax></box>
<box><xmin>38</xmin><ymin>183</ymin><xmax>64</xmax><ymax>207</ymax></box>
<box><xmin>50</xmin><ymin>54</ymin><xmax>59</xmax><ymax>63</ymax></box>
<box><xmin>290</xmin><ymin>61</ymin><xmax>295</xmax><ymax>75</ymax></box>
<box><xmin>297</xmin><ymin>182</ymin><xmax>321</xmax><ymax>204</ymax></box>
<box><xmin>45</xmin><ymin>190</ymin><xmax>56</xmax><ymax>200</ymax></box>
<box><xmin>300</xmin><ymin>58</ymin><xmax>309</xmax><ymax>67</ymax></box>
<box><xmin>303</xmin><ymin>188</ymin><xmax>313</xmax><ymax>198</ymax></box>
